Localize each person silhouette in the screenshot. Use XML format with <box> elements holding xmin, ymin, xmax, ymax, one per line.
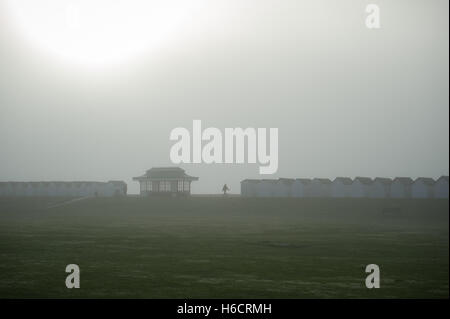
<box><xmin>222</xmin><ymin>184</ymin><xmax>230</xmax><ymax>196</ymax></box>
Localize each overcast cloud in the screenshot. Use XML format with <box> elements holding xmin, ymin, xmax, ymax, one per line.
<box><xmin>0</xmin><ymin>0</ymin><xmax>448</xmax><ymax>194</ymax></box>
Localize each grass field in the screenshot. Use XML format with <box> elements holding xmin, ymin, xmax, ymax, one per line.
<box><xmin>0</xmin><ymin>196</ymin><xmax>448</xmax><ymax>298</ymax></box>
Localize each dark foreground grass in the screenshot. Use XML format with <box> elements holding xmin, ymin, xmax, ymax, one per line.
<box><xmin>0</xmin><ymin>196</ymin><xmax>448</xmax><ymax>298</ymax></box>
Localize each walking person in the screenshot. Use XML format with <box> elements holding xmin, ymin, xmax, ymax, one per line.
<box><xmin>222</xmin><ymin>184</ymin><xmax>230</xmax><ymax>196</ymax></box>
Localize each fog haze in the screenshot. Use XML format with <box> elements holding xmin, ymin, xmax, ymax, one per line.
<box><xmin>0</xmin><ymin>0</ymin><xmax>448</xmax><ymax>194</ymax></box>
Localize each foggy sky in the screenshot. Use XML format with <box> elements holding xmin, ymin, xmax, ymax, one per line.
<box><xmin>0</xmin><ymin>0</ymin><xmax>448</xmax><ymax>194</ymax></box>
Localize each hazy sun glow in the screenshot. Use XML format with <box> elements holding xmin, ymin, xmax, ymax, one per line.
<box><xmin>5</xmin><ymin>0</ymin><xmax>205</xmax><ymax>68</ymax></box>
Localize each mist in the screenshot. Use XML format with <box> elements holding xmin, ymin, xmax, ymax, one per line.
<box><xmin>0</xmin><ymin>0</ymin><xmax>448</xmax><ymax>194</ymax></box>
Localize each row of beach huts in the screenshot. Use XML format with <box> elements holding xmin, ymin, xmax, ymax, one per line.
<box><xmin>241</xmin><ymin>176</ymin><xmax>449</xmax><ymax>198</ymax></box>
<box><xmin>0</xmin><ymin>181</ymin><xmax>127</xmax><ymax>197</ymax></box>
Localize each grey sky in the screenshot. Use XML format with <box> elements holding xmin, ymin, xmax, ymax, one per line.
<box><xmin>0</xmin><ymin>0</ymin><xmax>448</xmax><ymax>194</ymax></box>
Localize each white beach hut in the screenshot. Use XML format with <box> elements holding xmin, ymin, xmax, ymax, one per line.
<box><xmin>369</xmin><ymin>178</ymin><xmax>392</xmax><ymax>198</ymax></box>
<box><xmin>391</xmin><ymin>177</ymin><xmax>413</xmax><ymax>198</ymax></box>
<box><xmin>292</xmin><ymin>179</ymin><xmax>311</xmax><ymax>198</ymax></box>
<box><xmin>256</xmin><ymin>179</ymin><xmax>277</xmax><ymax>197</ymax></box>
<box><xmin>274</xmin><ymin>178</ymin><xmax>294</xmax><ymax>197</ymax></box>
<box><xmin>434</xmin><ymin>176</ymin><xmax>449</xmax><ymax>199</ymax></box>
<box><xmin>310</xmin><ymin>178</ymin><xmax>332</xmax><ymax>197</ymax></box>
<box><xmin>411</xmin><ymin>178</ymin><xmax>435</xmax><ymax>198</ymax></box>
<box><xmin>241</xmin><ymin>179</ymin><xmax>257</xmax><ymax>197</ymax></box>
<box><xmin>332</xmin><ymin>177</ymin><xmax>353</xmax><ymax>198</ymax></box>
<box><xmin>350</xmin><ymin>177</ymin><xmax>373</xmax><ymax>198</ymax></box>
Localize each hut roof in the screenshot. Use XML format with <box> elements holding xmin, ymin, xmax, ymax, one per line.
<box><xmin>393</xmin><ymin>177</ymin><xmax>414</xmax><ymax>185</ymax></box>
<box><xmin>278</xmin><ymin>178</ymin><xmax>295</xmax><ymax>185</ymax></box>
<box><xmin>313</xmin><ymin>178</ymin><xmax>332</xmax><ymax>184</ymax></box>
<box><xmin>436</xmin><ymin>176</ymin><xmax>449</xmax><ymax>183</ymax></box>
<box><xmin>414</xmin><ymin>177</ymin><xmax>435</xmax><ymax>186</ymax></box>
<box><xmin>334</xmin><ymin>177</ymin><xmax>353</xmax><ymax>185</ymax></box>
<box><xmin>241</xmin><ymin>179</ymin><xmax>260</xmax><ymax>184</ymax></box>
<box><xmin>374</xmin><ymin>177</ymin><xmax>392</xmax><ymax>185</ymax></box>
<box><xmin>354</xmin><ymin>177</ymin><xmax>373</xmax><ymax>185</ymax></box>
<box><xmin>295</xmin><ymin>178</ymin><xmax>311</xmax><ymax>184</ymax></box>
<box><xmin>133</xmin><ymin>167</ymin><xmax>198</xmax><ymax>181</ymax></box>
<box><xmin>261</xmin><ymin>179</ymin><xmax>278</xmax><ymax>184</ymax></box>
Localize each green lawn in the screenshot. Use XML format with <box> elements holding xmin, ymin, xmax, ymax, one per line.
<box><xmin>0</xmin><ymin>196</ymin><xmax>448</xmax><ymax>298</ymax></box>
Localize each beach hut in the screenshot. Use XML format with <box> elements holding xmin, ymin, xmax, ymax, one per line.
<box><xmin>332</xmin><ymin>177</ymin><xmax>353</xmax><ymax>198</ymax></box>
<box><xmin>240</xmin><ymin>179</ymin><xmax>260</xmax><ymax>197</ymax></box>
<box><xmin>369</xmin><ymin>178</ymin><xmax>392</xmax><ymax>198</ymax></box>
<box><xmin>292</xmin><ymin>179</ymin><xmax>311</xmax><ymax>198</ymax></box>
<box><xmin>434</xmin><ymin>176</ymin><xmax>449</xmax><ymax>199</ymax></box>
<box><xmin>411</xmin><ymin>178</ymin><xmax>435</xmax><ymax>198</ymax></box>
<box><xmin>274</xmin><ymin>178</ymin><xmax>294</xmax><ymax>197</ymax></box>
<box><xmin>350</xmin><ymin>177</ymin><xmax>373</xmax><ymax>198</ymax></box>
<box><xmin>391</xmin><ymin>177</ymin><xmax>413</xmax><ymax>198</ymax></box>
<box><xmin>310</xmin><ymin>178</ymin><xmax>332</xmax><ymax>197</ymax></box>
<box><xmin>256</xmin><ymin>179</ymin><xmax>277</xmax><ymax>197</ymax></box>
